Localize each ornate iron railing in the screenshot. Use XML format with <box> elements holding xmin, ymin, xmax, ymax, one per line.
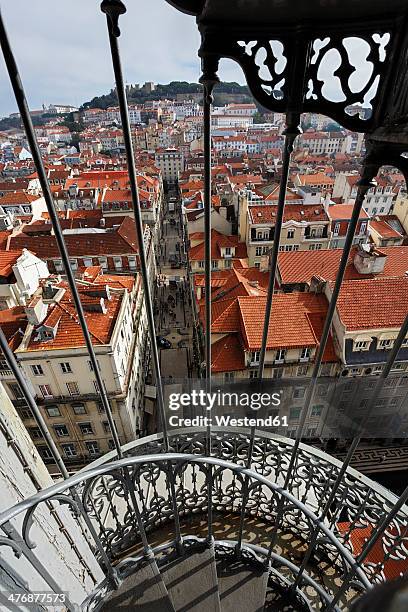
<box><xmin>0</xmin><ymin>1</ymin><xmax>408</xmax><ymax>609</ymax></box>
<box><xmin>0</xmin><ymin>429</ymin><xmax>407</xmax><ymax>610</ymax></box>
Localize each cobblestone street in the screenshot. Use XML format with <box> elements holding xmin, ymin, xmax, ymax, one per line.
<box><xmin>154</xmin><ymin>198</ymin><xmax>196</xmax><ymax>381</ymax></box>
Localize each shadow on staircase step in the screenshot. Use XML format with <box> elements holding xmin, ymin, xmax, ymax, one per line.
<box><xmin>217</xmin><ymin>557</ymin><xmax>268</xmax><ymax>612</ymax></box>
<box><xmin>161</xmin><ymin>544</ymin><xmax>221</xmax><ymax>612</ymax></box>
<box><xmin>99</xmin><ymin>557</ymin><xmax>175</xmax><ymax>611</ymax></box>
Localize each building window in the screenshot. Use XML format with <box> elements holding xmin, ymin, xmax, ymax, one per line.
<box><xmin>297</xmin><ymin>365</ymin><xmax>308</xmax><ymax>377</ymax></box>
<box><xmin>275</xmin><ymin>349</ymin><xmax>286</xmax><ymax>363</ymax></box>
<box><xmin>249</xmin><ymin>370</ymin><xmax>259</xmax><ymax>379</ymax></box>
<box><xmin>60</xmin><ymin>362</ymin><xmax>72</xmax><ymax>374</ymax></box>
<box><xmin>311</xmin><ymin>405</ymin><xmax>323</xmax><ymax>417</ymax></box>
<box><xmin>293</xmin><ymin>387</ymin><xmax>305</xmax><ymax>399</ymax></box>
<box><xmin>46</xmin><ymin>405</ymin><xmax>60</xmax><ymax>417</ymax></box>
<box><xmin>224</xmin><ymin>372</ymin><xmax>235</xmax><ymax>382</ymax></box>
<box><xmin>225</xmin><ymin>247</ymin><xmax>231</xmax><ymax>255</ymax></box>
<box><xmin>108</xmin><ymin>439</ymin><xmax>115</xmax><ymax>450</ymax></box>
<box><xmin>300</xmin><ymin>347</ymin><xmax>311</xmax><ymax>361</ymax></box>
<box><xmin>9</xmin><ymin>383</ymin><xmax>24</xmax><ymax>400</ymax></box>
<box><xmin>18</xmin><ymin>407</ymin><xmax>33</xmax><ymax>420</ymax></box>
<box><xmin>378</xmin><ymin>339</ymin><xmax>393</xmax><ymax>350</ymax></box>
<box><xmin>31</xmin><ymin>364</ymin><xmax>44</xmax><ymax>376</ymax></box>
<box><xmin>39</xmin><ymin>384</ymin><xmax>53</xmax><ymax>398</ymax></box>
<box><xmin>255</xmin><ymin>247</ymin><xmax>262</xmax><ymax>256</ymax></box>
<box><xmin>28</xmin><ymin>427</ymin><xmax>43</xmax><ymax>439</ymax></box>
<box><xmin>72</xmin><ymin>403</ymin><xmax>86</xmax><ymax>415</ymax></box>
<box><xmin>360</xmin><ymin>222</ymin><xmax>367</xmax><ymax>235</ymax></box>
<box><xmin>287</xmin><ymin>229</ymin><xmax>294</xmax><ymax>239</ymax></box>
<box><xmin>66</xmin><ymin>382</ymin><xmax>80</xmax><ymax>396</ymax></box>
<box><xmin>54</xmin><ymin>424</ymin><xmax>69</xmax><ymax>437</ymax></box>
<box><xmin>86</xmin><ymin>441</ymin><xmax>100</xmax><ymax>456</ymax></box>
<box><xmin>290</xmin><ymin>407</ymin><xmax>301</xmax><ymax>420</ymax></box>
<box><xmin>102</xmin><ymin>420</ymin><xmax>111</xmax><ymax>433</ymax></box>
<box><xmin>250</xmin><ymin>351</ymin><xmax>260</xmax><ymax>364</ymax></box>
<box><xmin>62</xmin><ymin>443</ymin><xmax>77</xmax><ymax>458</ymax></box>
<box><xmin>38</xmin><ymin>446</ymin><xmax>53</xmax><ymax>460</ymax></box>
<box><xmin>355</xmin><ymin>340</ymin><xmax>370</xmax><ymax>351</ymax></box>
<box><xmin>78</xmin><ymin>422</ymin><xmax>94</xmax><ymax>435</ymax></box>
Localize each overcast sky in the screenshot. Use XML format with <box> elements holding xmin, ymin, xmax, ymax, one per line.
<box><xmin>0</xmin><ymin>0</ymin><xmax>243</xmax><ymax>117</ymax></box>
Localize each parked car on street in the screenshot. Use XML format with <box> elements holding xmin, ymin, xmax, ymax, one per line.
<box><xmin>156</xmin><ymin>336</ymin><xmax>172</xmax><ymax>349</ymax></box>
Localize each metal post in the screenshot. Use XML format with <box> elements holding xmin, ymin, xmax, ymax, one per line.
<box><xmin>0</xmin><ymin>328</ymin><xmax>69</xmax><ymax>477</ymax></box>
<box><xmin>199</xmin><ymin>54</ymin><xmax>219</xmax><ymax>544</ymax></box>
<box><xmin>0</xmin><ymin>9</ymin><xmax>122</xmax><ymax>459</ymax></box>
<box><xmin>235</xmin><ymin>115</ymin><xmax>300</xmax><ymax>554</ymax></box>
<box><xmin>101</xmin><ymin>0</ymin><xmax>183</xmax><ymax>553</ymax></box>
<box><xmin>327</xmin><ymin>482</ymin><xmax>408</xmax><ymax>610</ymax></box>
<box><xmin>291</xmin><ymin>312</ymin><xmax>408</xmax><ymax>592</ymax></box>
<box><xmin>258</xmin><ymin>114</ymin><xmax>301</xmax><ymax>378</ymax></box>
<box><xmin>266</xmin><ymin>162</ymin><xmax>378</xmax><ymax>563</ymax></box>
<box><xmin>284</xmin><ymin>164</ymin><xmax>378</xmax><ymax>491</ymax></box>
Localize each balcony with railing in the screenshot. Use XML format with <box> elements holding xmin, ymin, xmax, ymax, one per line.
<box><xmin>1</xmin><ymin>0</ymin><xmax>408</xmax><ymax>610</ymax></box>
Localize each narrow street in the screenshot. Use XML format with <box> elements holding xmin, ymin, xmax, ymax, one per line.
<box><xmin>154</xmin><ymin>190</ymin><xmax>196</xmax><ymax>382</ymax></box>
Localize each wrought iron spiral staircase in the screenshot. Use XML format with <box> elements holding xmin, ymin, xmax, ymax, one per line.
<box><xmin>1</xmin><ymin>428</ymin><xmax>407</xmax><ymax>611</ymax></box>
<box><xmin>1</xmin><ymin>0</ymin><xmax>408</xmax><ymax>610</ymax></box>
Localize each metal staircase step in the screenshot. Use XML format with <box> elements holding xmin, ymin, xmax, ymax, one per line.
<box><xmin>99</xmin><ymin>557</ymin><xmax>175</xmax><ymax>611</ymax></box>
<box><xmin>217</xmin><ymin>556</ymin><xmax>269</xmax><ymax>612</ymax></box>
<box><xmin>161</xmin><ymin>543</ymin><xmax>221</xmax><ymax>612</ymax></box>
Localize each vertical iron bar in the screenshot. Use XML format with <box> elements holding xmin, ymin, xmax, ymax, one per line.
<box><xmin>236</xmin><ymin>117</ymin><xmax>300</xmax><ymax>553</ymax></box>
<box><xmin>199</xmin><ymin>54</ymin><xmax>219</xmax><ymax>544</ymax></box>
<box><xmin>291</xmin><ymin>312</ymin><xmax>408</xmax><ymax>591</ymax></box>
<box><xmin>257</xmin><ymin>115</ymin><xmax>301</xmax><ymax>378</ymax></box>
<box><xmin>0</xmin><ymin>10</ymin><xmax>122</xmax><ymax>459</ymax></box>
<box><xmin>101</xmin><ymin>0</ymin><xmax>183</xmax><ymax>553</ymax></box>
<box><xmin>101</xmin><ymin>1</ymin><xmax>167</xmax><ymax>447</ymax></box>
<box><xmin>284</xmin><ymin>168</ymin><xmax>378</xmax><ymax>488</ymax></box>
<box><xmin>327</xmin><ymin>483</ymin><xmax>408</xmax><ymax>611</ymax></box>
<box><xmin>267</xmin><ymin>165</ymin><xmax>378</xmax><ymax>563</ymax></box>
<box><xmin>0</xmin><ymin>328</ymin><xmax>69</xmax><ymax>479</ymax></box>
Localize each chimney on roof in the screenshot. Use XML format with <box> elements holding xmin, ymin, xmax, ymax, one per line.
<box><xmin>25</xmin><ymin>292</ymin><xmax>48</xmax><ymax>326</ymax></box>
<box><xmin>354</xmin><ymin>244</ymin><xmax>387</xmax><ymax>275</ymax></box>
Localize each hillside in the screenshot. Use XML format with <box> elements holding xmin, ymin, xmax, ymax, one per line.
<box><xmin>81</xmin><ymin>81</ymin><xmax>254</xmax><ymax>109</ymax></box>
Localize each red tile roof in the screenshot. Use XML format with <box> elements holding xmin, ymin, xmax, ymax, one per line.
<box><xmin>189</xmin><ymin>229</ymin><xmax>247</xmax><ymax>261</ymax></box>
<box><xmin>194</xmin><ymin>267</ymin><xmax>270</xmax><ymax>302</ymax></box>
<box><xmin>335</xmin><ymin>277</ymin><xmax>408</xmax><ymax>330</ymax></box>
<box><xmin>370</xmin><ymin>218</ymin><xmax>404</xmax><ymax>239</ymax></box>
<box><xmin>211</xmin><ymin>334</ymin><xmax>246</xmax><ymax>373</ymax></box>
<box><xmin>9</xmin><ymin>217</ymin><xmax>139</xmax><ymax>258</ymax></box>
<box><xmin>337</xmin><ymin>522</ymin><xmax>408</xmax><ymax>581</ymax></box>
<box><xmin>0</xmin><ymin>306</ymin><xmax>28</xmax><ymax>350</ymax></box>
<box><xmin>328</xmin><ymin>204</ymin><xmax>369</xmax><ymax>221</ymax></box>
<box><xmin>238</xmin><ymin>293</ymin><xmax>334</xmax><ymax>355</ymax></box>
<box><xmin>0</xmin><ymin>191</ymin><xmax>39</xmax><ymax>205</ymax></box>
<box><xmin>0</xmin><ymin>250</ymin><xmax>25</xmax><ymax>277</ymax></box>
<box><xmin>278</xmin><ymin>246</ymin><xmax>408</xmax><ymax>285</ymax></box>
<box><xmin>249</xmin><ymin>204</ymin><xmax>329</xmax><ymax>224</ymax></box>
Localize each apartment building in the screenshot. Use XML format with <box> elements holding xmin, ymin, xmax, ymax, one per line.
<box><xmin>154</xmin><ymin>148</ymin><xmax>184</xmax><ymax>183</ymax></box>
<box><xmin>327</xmin><ymin>204</ymin><xmax>369</xmax><ymax>248</ymax></box>
<box><xmin>0</xmin><ymin>269</ymin><xmax>148</xmax><ymax>470</ymax></box>
<box><xmin>8</xmin><ymin>217</ymin><xmax>157</xmax><ymax>294</ymax></box>
<box><xmin>189</xmin><ymin>228</ymin><xmax>248</xmax><ymax>273</ymax></box>
<box><xmin>206</xmin><ymin>291</ymin><xmax>338</xmax><ymax>382</ymax></box>
<box><xmin>239</xmin><ymin>187</ymin><xmax>331</xmax><ymax>267</ymax></box>
<box><xmin>333</xmin><ymin>173</ymin><xmax>395</xmax><ymax>215</ymax></box>
<box><xmin>0</xmin><ymin>249</ymin><xmax>50</xmax><ymax>310</ymax></box>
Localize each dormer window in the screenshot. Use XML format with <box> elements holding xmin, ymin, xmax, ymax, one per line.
<box><xmin>379</xmin><ymin>338</ymin><xmax>393</xmax><ymax>350</ymax></box>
